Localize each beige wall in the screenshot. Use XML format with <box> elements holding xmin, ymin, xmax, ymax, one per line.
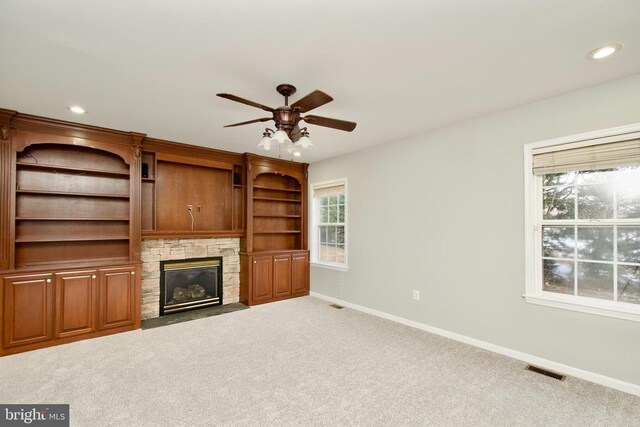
<box><xmin>309</xmin><ymin>73</ymin><xmax>640</xmax><ymax>385</ymax></box>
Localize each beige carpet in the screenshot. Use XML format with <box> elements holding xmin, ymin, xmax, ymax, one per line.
<box><xmin>1</xmin><ymin>296</ymin><xmax>639</xmax><ymax>426</ymax></box>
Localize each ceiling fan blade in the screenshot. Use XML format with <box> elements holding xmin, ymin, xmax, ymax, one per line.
<box><xmin>303</xmin><ymin>115</ymin><xmax>357</xmax><ymax>132</ymax></box>
<box><xmin>291</xmin><ymin>90</ymin><xmax>333</xmax><ymax>113</ymax></box>
<box><xmin>223</xmin><ymin>117</ymin><xmax>272</xmax><ymax>128</ymax></box>
<box><xmin>217</xmin><ymin>93</ymin><xmax>275</xmax><ymax>112</ymax></box>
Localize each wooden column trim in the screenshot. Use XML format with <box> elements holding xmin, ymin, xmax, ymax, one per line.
<box><xmin>129</xmin><ymin>132</ymin><xmax>146</xmax><ymax>263</ymax></box>
<box><xmin>0</xmin><ymin>109</ymin><xmax>17</xmax><ymax>271</ymax></box>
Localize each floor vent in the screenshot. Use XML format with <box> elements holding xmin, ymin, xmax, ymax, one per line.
<box><xmin>329</xmin><ymin>304</ymin><xmax>344</xmax><ymax>309</ymax></box>
<box><xmin>525</xmin><ymin>365</ymin><xmax>566</xmax><ymax>381</ymax></box>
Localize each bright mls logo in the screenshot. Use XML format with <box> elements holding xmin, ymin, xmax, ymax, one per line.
<box><xmin>0</xmin><ymin>405</ymin><xmax>69</xmax><ymax>426</ymax></box>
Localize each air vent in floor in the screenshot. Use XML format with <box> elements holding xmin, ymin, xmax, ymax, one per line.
<box><xmin>329</xmin><ymin>304</ymin><xmax>344</xmax><ymax>309</ymax></box>
<box><xmin>525</xmin><ymin>365</ymin><xmax>566</xmax><ymax>381</ymax></box>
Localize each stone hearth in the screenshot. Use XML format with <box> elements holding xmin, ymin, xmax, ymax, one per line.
<box><xmin>141</xmin><ymin>238</ymin><xmax>240</xmax><ymax>320</ymax></box>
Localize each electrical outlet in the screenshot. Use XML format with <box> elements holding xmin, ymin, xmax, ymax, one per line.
<box><xmin>413</xmin><ymin>290</ymin><xmax>420</xmax><ymax>301</ymax></box>
<box><xmin>197</xmin><ymin>205</ymin><xmax>202</xmax><ymax>213</ymax></box>
<box><xmin>187</xmin><ymin>204</ymin><xmax>193</xmax><ymax>211</ymax></box>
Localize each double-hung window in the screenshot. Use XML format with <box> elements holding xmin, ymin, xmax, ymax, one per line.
<box><xmin>311</xmin><ymin>179</ymin><xmax>347</xmax><ymax>270</ymax></box>
<box><xmin>524</xmin><ymin>126</ymin><xmax>640</xmax><ymax>321</ymax></box>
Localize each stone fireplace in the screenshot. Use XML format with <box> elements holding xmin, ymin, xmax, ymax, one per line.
<box><xmin>141</xmin><ymin>238</ymin><xmax>240</xmax><ymax>320</ymax></box>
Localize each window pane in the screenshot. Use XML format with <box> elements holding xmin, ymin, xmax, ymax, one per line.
<box><xmin>543</xmin><ymin>186</ymin><xmax>575</xmax><ymax>220</ymax></box>
<box><xmin>338</xmin><ymin>193</ymin><xmax>345</xmax><ymax>204</ymax></box>
<box><xmin>618</xmin><ymin>265</ymin><xmax>640</xmax><ymax>304</ymax></box>
<box><xmin>320</xmin><ymin>226</ymin><xmax>327</xmax><ymax>244</ymax></box>
<box><xmin>577</xmin><ymin>169</ymin><xmax>610</xmax><ymax>185</ymax></box>
<box><xmin>577</xmin><ymin>262</ymin><xmax>613</xmax><ymax>301</ymax></box>
<box><xmin>542</xmin><ymin>226</ymin><xmax>574</xmax><ymax>258</ymax></box>
<box><xmin>329</xmin><ymin>195</ymin><xmax>337</xmax><ymax>205</ymax></box>
<box><xmin>618</xmin><ymin>227</ymin><xmax>640</xmax><ymax>264</ymax></box>
<box><xmin>320</xmin><ymin>206</ymin><xmax>328</xmax><ymax>223</ymax></box>
<box><xmin>544</xmin><ymin>172</ymin><xmax>575</xmax><ymax>187</ymax></box>
<box><xmin>328</xmin><ymin>226</ymin><xmax>336</xmax><ymax>244</ymax></box>
<box><xmin>320</xmin><ymin>196</ymin><xmax>329</xmax><ymax>207</ymax></box>
<box><xmin>337</xmin><ymin>226</ymin><xmax>345</xmax><ymax>244</ymax></box>
<box><xmin>335</xmin><ymin>244</ymin><xmax>345</xmax><ymax>264</ymax></box>
<box><xmin>618</xmin><ymin>186</ymin><xmax>640</xmax><ymax>219</ymax></box>
<box><xmin>543</xmin><ymin>260</ymin><xmax>574</xmax><ymax>295</ymax></box>
<box><xmin>577</xmin><ymin>226</ymin><xmax>613</xmax><ymax>261</ymax></box>
<box><xmin>577</xmin><ymin>184</ymin><xmax>614</xmax><ymax>219</ymax></box>
<box><xmin>320</xmin><ymin>244</ymin><xmax>329</xmax><ymax>261</ymax></box>
<box><xmin>338</xmin><ymin>205</ymin><xmax>345</xmax><ymax>223</ymax></box>
<box><xmin>328</xmin><ymin>205</ymin><xmax>338</xmax><ymax>223</ymax></box>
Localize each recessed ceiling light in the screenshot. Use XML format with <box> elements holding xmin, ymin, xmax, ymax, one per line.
<box><xmin>68</xmin><ymin>105</ymin><xmax>87</xmax><ymax>114</ymax></box>
<box><xmin>587</xmin><ymin>43</ymin><xmax>623</xmax><ymax>60</ymax></box>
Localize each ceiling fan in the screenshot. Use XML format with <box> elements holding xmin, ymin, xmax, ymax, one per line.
<box><xmin>217</xmin><ymin>84</ymin><xmax>356</xmax><ymax>156</ymax></box>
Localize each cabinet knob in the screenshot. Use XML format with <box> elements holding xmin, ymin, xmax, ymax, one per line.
<box><xmin>131</xmin><ymin>271</ymin><xmax>135</xmax><ymax>275</ymax></box>
<box><xmin>46</xmin><ymin>279</ymin><xmax>52</xmax><ymax>283</ymax></box>
<box><xmin>253</xmin><ymin>261</ymin><xmax>257</xmax><ymax>264</ymax></box>
<box><xmin>92</xmin><ymin>275</ymin><xmax>96</xmax><ymax>279</ymax></box>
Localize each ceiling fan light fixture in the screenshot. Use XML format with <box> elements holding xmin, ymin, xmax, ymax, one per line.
<box><xmin>272</xmin><ymin>129</ymin><xmax>292</xmax><ymax>144</ymax></box>
<box><xmin>257</xmin><ymin>129</ymin><xmax>274</xmax><ymax>151</ymax></box>
<box><xmin>298</xmin><ymin>133</ymin><xmax>314</xmax><ymax>149</ymax></box>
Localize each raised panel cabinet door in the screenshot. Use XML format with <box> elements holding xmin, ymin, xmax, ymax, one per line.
<box><xmin>54</xmin><ymin>270</ymin><xmax>97</xmax><ymax>339</ymax></box>
<box><xmin>273</xmin><ymin>255</ymin><xmax>292</xmax><ymax>297</ymax></box>
<box><xmin>251</xmin><ymin>256</ymin><xmax>273</xmax><ymax>303</ymax></box>
<box><xmin>98</xmin><ymin>267</ymin><xmax>135</xmax><ymax>330</ymax></box>
<box><xmin>291</xmin><ymin>254</ymin><xmax>309</xmax><ymax>294</ymax></box>
<box><xmin>2</xmin><ymin>273</ymin><xmax>54</xmax><ymax>348</ymax></box>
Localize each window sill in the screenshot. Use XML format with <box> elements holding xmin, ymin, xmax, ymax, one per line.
<box><xmin>523</xmin><ymin>293</ymin><xmax>640</xmax><ymax>323</ymax></box>
<box><xmin>310</xmin><ymin>262</ymin><xmax>349</xmax><ymax>272</ymax></box>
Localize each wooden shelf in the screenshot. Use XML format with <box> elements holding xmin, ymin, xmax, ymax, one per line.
<box><xmin>253</xmin><ymin>186</ymin><xmax>301</xmax><ymax>193</ymax></box>
<box><xmin>253</xmin><ymin>214</ymin><xmax>301</xmax><ymax>218</ymax></box>
<box><xmin>14</xmin><ymin>257</ymin><xmax>133</xmax><ymax>271</ymax></box>
<box><xmin>16</xmin><ymin>217</ymin><xmax>129</xmax><ymax>221</ymax></box>
<box><xmin>233</xmin><ymin>184</ymin><xmax>242</xmax><ymax>188</ymax></box>
<box><xmin>16</xmin><ymin>189</ymin><xmax>130</xmax><ymax>199</ymax></box>
<box><xmin>16</xmin><ymin>161</ymin><xmax>130</xmax><ymax>177</ymax></box>
<box><xmin>16</xmin><ymin>236</ymin><xmax>130</xmax><ymax>243</ymax></box>
<box><xmin>254</xmin><ymin>230</ymin><xmax>301</xmax><ymax>234</ymax></box>
<box><xmin>253</xmin><ymin>197</ymin><xmax>301</xmax><ymax>203</ymax></box>
<box><xmin>142</xmin><ymin>178</ymin><xmax>156</xmax><ymax>182</ymax></box>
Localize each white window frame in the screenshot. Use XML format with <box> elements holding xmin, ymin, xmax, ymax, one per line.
<box><xmin>310</xmin><ymin>178</ymin><xmax>348</xmax><ymax>271</ymax></box>
<box><xmin>524</xmin><ymin>123</ymin><xmax>640</xmax><ymax>323</ymax></box>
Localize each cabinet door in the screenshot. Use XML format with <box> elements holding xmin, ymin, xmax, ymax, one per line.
<box><xmin>273</xmin><ymin>255</ymin><xmax>292</xmax><ymax>297</ymax></box>
<box><xmin>291</xmin><ymin>254</ymin><xmax>309</xmax><ymax>294</ymax></box>
<box><xmin>98</xmin><ymin>267</ymin><xmax>136</xmax><ymax>330</ymax></box>
<box><xmin>2</xmin><ymin>273</ymin><xmax>54</xmax><ymax>348</ymax></box>
<box><xmin>251</xmin><ymin>256</ymin><xmax>273</xmax><ymax>303</ymax></box>
<box><xmin>54</xmin><ymin>270</ymin><xmax>97</xmax><ymax>339</ymax></box>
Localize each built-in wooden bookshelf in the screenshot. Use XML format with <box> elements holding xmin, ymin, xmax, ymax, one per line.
<box><xmin>14</xmin><ymin>144</ymin><xmax>132</xmax><ymax>268</ymax></box>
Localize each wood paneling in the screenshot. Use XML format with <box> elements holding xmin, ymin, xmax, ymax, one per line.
<box><xmin>54</xmin><ymin>270</ymin><xmax>97</xmax><ymax>338</ymax></box>
<box><xmin>2</xmin><ymin>273</ymin><xmax>53</xmax><ymax>348</ymax></box>
<box><xmin>156</xmin><ymin>161</ymin><xmax>232</xmax><ymax>231</ymax></box>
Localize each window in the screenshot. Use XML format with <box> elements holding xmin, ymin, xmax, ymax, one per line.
<box><xmin>311</xmin><ymin>179</ymin><xmax>347</xmax><ymax>270</ymax></box>
<box><xmin>524</xmin><ymin>126</ymin><xmax>640</xmax><ymax>322</ymax></box>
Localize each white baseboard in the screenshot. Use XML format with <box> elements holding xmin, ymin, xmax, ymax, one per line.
<box><xmin>310</xmin><ymin>291</ymin><xmax>640</xmax><ymax>397</ymax></box>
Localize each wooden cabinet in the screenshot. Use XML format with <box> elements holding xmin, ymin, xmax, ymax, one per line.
<box><xmin>54</xmin><ymin>270</ymin><xmax>97</xmax><ymax>339</ymax></box>
<box><xmin>99</xmin><ymin>266</ymin><xmax>137</xmax><ymax>330</ymax></box>
<box><xmin>239</xmin><ymin>155</ymin><xmax>310</xmax><ymax>306</ymax></box>
<box><xmin>241</xmin><ymin>251</ymin><xmax>309</xmax><ymax>305</ymax></box>
<box><xmin>291</xmin><ymin>253</ymin><xmax>309</xmax><ymax>295</ymax></box>
<box><xmin>251</xmin><ymin>255</ymin><xmax>273</xmax><ymax>302</ymax></box>
<box><xmin>2</xmin><ymin>273</ymin><xmax>54</xmax><ymax>348</ymax></box>
<box><xmin>273</xmin><ymin>255</ymin><xmax>292</xmax><ymax>297</ymax></box>
<box><xmin>1</xmin><ymin>264</ymin><xmax>140</xmax><ymax>356</ymax></box>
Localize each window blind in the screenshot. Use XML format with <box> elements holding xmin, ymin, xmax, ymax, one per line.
<box><xmin>532</xmin><ymin>137</ymin><xmax>640</xmax><ymax>175</ymax></box>
<box><xmin>313</xmin><ymin>183</ymin><xmax>345</xmax><ymax>198</ymax></box>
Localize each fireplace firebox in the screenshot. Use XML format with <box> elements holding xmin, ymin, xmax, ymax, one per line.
<box><xmin>159</xmin><ymin>256</ymin><xmax>223</xmax><ymax>315</ymax></box>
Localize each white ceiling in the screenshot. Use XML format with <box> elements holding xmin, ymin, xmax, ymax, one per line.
<box><xmin>1</xmin><ymin>1</ymin><xmax>639</xmax><ymax>163</ymax></box>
